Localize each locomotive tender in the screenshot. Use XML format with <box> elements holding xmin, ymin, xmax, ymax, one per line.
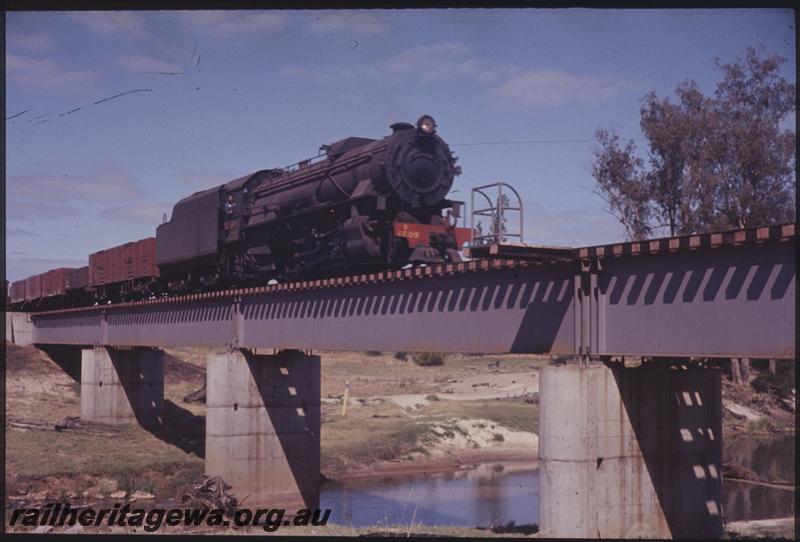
<box><xmin>9</xmin><ymin>116</ymin><xmax>472</xmax><ymax>309</ymax></box>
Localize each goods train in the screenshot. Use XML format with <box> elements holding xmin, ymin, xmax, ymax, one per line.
<box><xmin>8</xmin><ymin>116</ymin><xmax>472</xmax><ymax>310</ymax></box>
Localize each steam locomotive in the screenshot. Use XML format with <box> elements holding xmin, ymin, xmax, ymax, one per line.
<box><xmin>9</xmin><ymin>116</ymin><xmax>472</xmax><ymax>309</ymax></box>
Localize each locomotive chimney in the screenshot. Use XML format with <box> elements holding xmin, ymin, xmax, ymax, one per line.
<box><xmin>390</xmin><ymin>122</ymin><xmax>414</xmax><ymax>133</ymax></box>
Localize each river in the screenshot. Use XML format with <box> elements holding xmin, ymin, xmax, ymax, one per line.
<box><xmin>321</xmin><ymin>462</ymin><xmax>538</xmax><ymax>529</ymax></box>
<box><xmin>321</xmin><ymin>435</ymin><xmax>794</xmax><ymax>528</ymax></box>
<box><xmin>723</xmin><ymin>433</ymin><xmax>795</xmax><ymax>521</ymax></box>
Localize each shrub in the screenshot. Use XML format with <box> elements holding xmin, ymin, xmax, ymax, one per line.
<box><xmin>425</xmin><ymin>394</ymin><xmax>440</xmax><ymax>401</ymax></box>
<box><xmin>750</xmin><ymin>361</ymin><xmax>795</xmax><ymax>399</ymax></box>
<box><xmin>751</xmin><ymin>377</ymin><xmax>769</xmax><ymax>394</ymax></box>
<box><xmin>116</xmin><ymin>471</ymin><xmax>137</xmax><ymax>494</ymax></box>
<box><xmin>394</xmin><ymin>351</ymin><xmax>408</xmax><ymax>361</ymax></box>
<box><xmin>413</xmin><ymin>352</ymin><xmax>444</xmax><ymax>366</ymax></box>
<box><xmin>550</xmin><ymin>355</ymin><xmax>571</xmax><ymax>365</ymax></box>
<box><xmin>365</xmin><ymin>351</ymin><xmax>382</xmax><ymax>357</ymax></box>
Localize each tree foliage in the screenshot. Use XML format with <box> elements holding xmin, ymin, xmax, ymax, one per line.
<box><xmin>592</xmin><ymin>129</ymin><xmax>651</xmax><ymax>240</ymax></box>
<box><xmin>592</xmin><ymin>46</ymin><xmax>796</xmax><ymax>239</ymax></box>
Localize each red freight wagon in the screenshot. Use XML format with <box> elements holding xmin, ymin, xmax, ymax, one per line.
<box><xmin>10</xmin><ymin>281</ymin><xmax>26</xmax><ymax>303</ymax></box>
<box><xmin>25</xmin><ymin>274</ymin><xmax>42</xmax><ymax>301</ymax></box>
<box><xmin>133</xmin><ymin>238</ymin><xmax>159</xmax><ymax>278</ymax></box>
<box><xmin>88</xmin><ymin>251</ymin><xmax>103</xmax><ymax>286</ymax></box>
<box><xmin>67</xmin><ymin>266</ymin><xmax>89</xmax><ymax>290</ymax></box>
<box><xmin>89</xmin><ymin>244</ymin><xmax>123</xmax><ymax>286</ymax></box>
<box><xmin>90</xmin><ymin>246</ymin><xmax>114</xmax><ymax>286</ymax></box>
<box><xmin>43</xmin><ymin>268</ymin><xmax>72</xmax><ymax>298</ymax></box>
<box><xmin>107</xmin><ymin>243</ymin><xmax>130</xmax><ymax>285</ymax></box>
<box><xmin>89</xmin><ymin>237</ymin><xmax>159</xmax><ymax>287</ymax></box>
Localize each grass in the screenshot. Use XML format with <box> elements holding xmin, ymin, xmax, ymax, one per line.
<box><xmin>5</xmin><ymin>344</ymin><xmax>207</xmax><ymax>500</ymax></box>
<box><xmin>318</xmin><ymin>350</ymin><xmax>546</xmax><ymax>398</ymax></box>
<box><xmin>6</xmin><ymin>424</ymin><xmax>203</xmax><ymax>479</ymax></box>
<box><xmin>321</xmin><ymin>401</ymin><xmax>432</xmax><ymax>472</ymax></box>
<box><xmin>7</xmin><ymin>344</ymin><xmax>542</xmax><ymax>503</ymax></box>
<box><xmin>320</xmin><ymin>396</ymin><xmax>539</xmax><ymax>475</ymax></box>
<box><xmin>750</xmin><ymin>361</ymin><xmax>795</xmax><ymax>399</ymax></box>
<box><xmin>116</xmin><ymin>471</ymin><xmax>155</xmax><ymax>495</ymax></box>
<box><xmin>550</xmin><ymin>354</ymin><xmax>572</xmax><ymax>365</ymax></box>
<box><xmin>412</xmin><ymin>352</ymin><xmax>446</xmax><ymax>366</ymax></box>
<box><xmin>745</xmin><ymin>417</ymin><xmax>788</xmax><ymax>434</ymax></box>
<box><xmin>422</xmin><ymin>397</ymin><xmax>538</xmax><ymax>434</ymax></box>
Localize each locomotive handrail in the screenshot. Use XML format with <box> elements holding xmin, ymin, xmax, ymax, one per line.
<box><xmin>470</xmin><ymin>182</ymin><xmax>524</xmax><ymax>245</ymax></box>
<box><xmin>253</xmin><ymin>149</ymin><xmax>381</xmax><ymax>197</ymax></box>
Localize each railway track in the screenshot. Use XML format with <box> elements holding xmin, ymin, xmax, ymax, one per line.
<box><xmin>30</xmin><ymin>222</ymin><xmax>795</xmax><ymax>317</ymax></box>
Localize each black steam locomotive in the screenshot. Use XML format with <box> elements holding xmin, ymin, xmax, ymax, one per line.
<box><xmin>156</xmin><ymin>115</ymin><xmax>471</xmax><ymax>294</ymax></box>
<box><xmin>10</xmin><ymin>115</ymin><xmax>471</xmax><ymax>308</ymax></box>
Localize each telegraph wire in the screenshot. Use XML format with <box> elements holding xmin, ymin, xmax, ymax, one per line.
<box><xmin>452</xmin><ymin>137</ymin><xmax>647</xmax><ymax>146</ymax></box>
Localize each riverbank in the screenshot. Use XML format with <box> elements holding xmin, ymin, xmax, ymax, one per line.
<box><xmin>4</xmin><ymin>345</ymin><xmax>542</xmax><ymax>501</ymax></box>
<box><xmin>318</xmin><ymin>350</ymin><xmax>541</xmax><ymax>479</ymax></box>
<box><xmin>4</xmin><ymin>344</ymin><xmax>795</xmax><ymax>535</ymax></box>
<box><xmin>724</xmin><ymin>517</ymin><xmax>796</xmax><ymax>540</ymax></box>
<box><xmin>721</xmin><ymin>366</ymin><xmax>796</xmax><ymax>437</ymax></box>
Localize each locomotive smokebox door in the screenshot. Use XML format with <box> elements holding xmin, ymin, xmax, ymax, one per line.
<box><xmin>384</xmin><ymin>124</ymin><xmax>456</xmax><ymax>208</ymax></box>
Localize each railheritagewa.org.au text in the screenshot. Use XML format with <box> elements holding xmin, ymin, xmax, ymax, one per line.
<box><xmin>9</xmin><ymin>503</ymin><xmax>331</xmax><ymax>532</ymax></box>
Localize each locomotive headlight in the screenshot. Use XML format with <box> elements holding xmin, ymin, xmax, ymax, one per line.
<box><xmin>417</xmin><ymin>115</ymin><xmax>437</xmax><ymax>134</ymax></box>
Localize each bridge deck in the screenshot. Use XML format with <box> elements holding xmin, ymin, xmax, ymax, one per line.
<box><xmin>30</xmin><ymin>224</ymin><xmax>795</xmax><ymax>358</ymax></box>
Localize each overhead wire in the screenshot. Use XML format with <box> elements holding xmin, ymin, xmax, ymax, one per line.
<box><xmin>452</xmin><ymin>137</ymin><xmax>647</xmax><ymax>146</ymax></box>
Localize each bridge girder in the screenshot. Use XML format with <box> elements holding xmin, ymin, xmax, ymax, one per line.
<box><xmin>29</xmin><ymin>229</ymin><xmax>795</xmax><ymax>359</ymax></box>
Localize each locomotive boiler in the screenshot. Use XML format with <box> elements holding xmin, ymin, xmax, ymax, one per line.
<box><xmin>156</xmin><ymin>115</ymin><xmax>471</xmax><ymax>292</ymax></box>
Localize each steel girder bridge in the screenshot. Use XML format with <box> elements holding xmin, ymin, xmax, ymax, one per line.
<box><xmin>28</xmin><ymin>223</ymin><xmax>795</xmax><ymax>360</ymax></box>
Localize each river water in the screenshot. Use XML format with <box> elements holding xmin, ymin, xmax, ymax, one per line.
<box><xmin>723</xmin><ymin>433</ymin><xmax>795</xmax><ymax>521</ymax></box>
<box><xmin>321</xmin><ymin>462</ymin><xmax>538</xmax><ymax>528</ymax></box>
<box><xmin>320</xmin><ymin>435</ymin><xmax>795</xmax><ymax>528</ymax></box>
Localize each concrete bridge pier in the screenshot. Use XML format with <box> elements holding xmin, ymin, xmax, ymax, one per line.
<box><xmin>538</xmin><ymin>362</ymin><xmax>722</xmax><ymax>539</ymax></box>
<box><xmin>80</xmin><ymin>347</ymin><xmax>165</xmax><ymax>426</ymax></box>
<box><xmin>5</xmin><ymin>312</ymin><xmax>34</xmax><ymax>346</ymax></box>
<box><xmin>205</xmin><ymin>349</ymin><xmax>321</xmax><ymax>510</ymax></box>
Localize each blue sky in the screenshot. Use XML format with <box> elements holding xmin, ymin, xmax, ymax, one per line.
<box><xmin>5</xmin><ymin>8</ymin><xmax>796</xmax><ymax>281</ymax></box>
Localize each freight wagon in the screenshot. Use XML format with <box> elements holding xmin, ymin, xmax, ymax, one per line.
<box><xmin>9</xmin><ymin>266</ymin><xmax>91</xmax><ymax>309</ymax></box>
<box><xmin>88</xmin><ymin>237</ymin><xmax>159</xmax><ymax>302</ymax></box>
